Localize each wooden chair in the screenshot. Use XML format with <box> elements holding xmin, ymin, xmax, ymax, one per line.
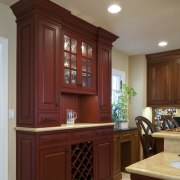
<box><xmin>160</xmin><ymin>115</ymin><xmax>179</xmax><ymax>130</ymax></box>
<box><xmin>135</xmin><ymin>116</ymin><xmax>157</xmax><ymax>159</ymax></box>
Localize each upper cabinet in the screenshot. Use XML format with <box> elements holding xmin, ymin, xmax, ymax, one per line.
<box><xmin>61</xmin><ymin>31</ymin><xmax>96</xmax><ymax>94</ymax></box>
<box><xmin>11</xmin><ymin>0</ymin><xmax>118</xmax><ymax>127</ymax></box>
<box><xmin>15</xmin><ymin>16</ymin><xmax>61</xmax><ymax>127</ymax></box>
<box><xmin>146</xmin><ymin>49</ymin><xmax>180</xmax><ymax>107</ymax></box>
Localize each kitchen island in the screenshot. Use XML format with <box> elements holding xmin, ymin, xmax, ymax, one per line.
<box><xmin>152</xmin><ymin>128</ymin><xmax>180</xmax><ymax>153</ymax></box>
<box><xmin>126</xmin><ymin>152</ymin><xmax>180</xmax><ymax>180</ymax></box>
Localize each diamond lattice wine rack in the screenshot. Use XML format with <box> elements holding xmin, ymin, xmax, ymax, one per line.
<box><xmin>71</xmin><ymin>142</ymin><xmax>93</xmax><ymax>180</ymax></box>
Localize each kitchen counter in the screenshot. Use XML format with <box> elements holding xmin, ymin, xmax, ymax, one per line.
<box><xmin>15</xmin><ymin>122</ymin><xmax>115</xmax><ymax>132</ymax></box>
<box><xmin>126</xmin><ymin>152</ymin><xmax>180</xmax><ymax>180</ymax></box>
<box><xmin>113</xmin><ymin>127</ymin><xmax>137</xmax><ymax>132</ymax></box>
<box><xmin>152</xmin><ymin>128</ymin><xmax>180</xmax><ymax>139</ymax></box>
<box><xmin>152</xmin><ymin>128</ymin><xmax>180</xmax><ymax>153</ymax></box>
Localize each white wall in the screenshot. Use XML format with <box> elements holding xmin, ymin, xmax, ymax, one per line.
<box><xmin>0</xmin><ymin>3</ymin><xmax>16</xmax><ymax>180</ymax></box>
<box><xmin>128</xmin><ymin>55</ymin><xmax>152</xmax><ymax>127</ymax></box>
<box><xmin>112</xmin><ymin>48</ymin><xmax>129</xmax><ymax>84</ymax></box>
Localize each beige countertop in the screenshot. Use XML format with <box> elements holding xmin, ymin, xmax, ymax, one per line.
<box><xmin>152</xmin><ymin>128</ymin><xmax>180</xmax><ymax>139</ymax></box>
<box><xmin>126</xmin><ymin>152</ymin><xmax>180</xmax><ymax>180</ymax></box>
<box><xmin>15</xmin><ymin>123</ymin><xmax>115</xmax><ymax>132</ymax></box>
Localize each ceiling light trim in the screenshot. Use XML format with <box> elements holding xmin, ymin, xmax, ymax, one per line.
<box><xmin>158</xmin><ymin>41</ymin><xmax>168</xmax><ymax>47</ymax></box>
<box><xmin>108</xmin><ymin>4</ymin><xmax>121</xmax><ymax>14</ymax></box>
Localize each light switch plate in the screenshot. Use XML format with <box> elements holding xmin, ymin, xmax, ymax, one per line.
<box><xmin>9</xmin><ymin>109</ymin><xmax>15</xmax><ymax>119</ymax></box>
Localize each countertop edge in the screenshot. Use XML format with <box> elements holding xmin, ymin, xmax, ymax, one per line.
<box><xmin>126</xmin><ymin>166</ymin><xmax>178</xmax><ymax>180</ymax></box>
<box><xmin>126</xmin><ymin>152</ymin><xmax>180</xmax><ymax>180</ymax></box>
<box><xmin>152</xmin><ymin>131</ymin><xmax>180</xmax><ymax>139</ymax></box>
<box><xmin>15</xmin><ymin>123</ymin><xmax>115</xmax><ymax>132</ymax></box>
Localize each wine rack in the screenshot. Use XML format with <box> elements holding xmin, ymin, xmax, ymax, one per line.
<box><xmin>71</xmin><ymin>142</ymin><xmax>93</xmax><ymax>180</ymax></box>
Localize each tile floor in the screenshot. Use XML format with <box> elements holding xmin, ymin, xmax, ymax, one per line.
<box><xmin>121</xmin><ymin>172</ymin><xmax>130</xmax><ymax>180</ymax></box>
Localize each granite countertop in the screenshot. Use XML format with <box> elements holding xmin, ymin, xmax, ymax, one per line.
<box><xmin>113</xmin><ymin>127</ymin><xmax>137</xmax><ymax>132</ymax></box>
<box><xmin>152</xmin><ymin>128</ymin><xmax>180</xmax><ymax>139</ymax></box>
<box><xmin>15</xmin><ymin>123</ymin><xmax>115</xmax><ymax>132</ymax></box>
<box><xmin>126</xmin><ymin>152</ymin><xmax>180</xmax><ymax>180</ymax></box>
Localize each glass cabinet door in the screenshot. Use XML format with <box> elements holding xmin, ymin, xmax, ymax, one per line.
<box><xmin>64</xmin><ymin>35</ymin><xmax>77</xmax><ymax>86</ymax></box>
<box><xmin>81</xmin><ymin>42</ymin><xmax>93</xmax><ymax>87</ymax></box>
<box><xmin>62</xmin><ymin>32</ymin><xmax>96</xmax><ymax>93</ymax></box>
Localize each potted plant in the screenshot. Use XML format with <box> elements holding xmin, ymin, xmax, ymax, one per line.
<box><xmin>112</xmin><ymin>83</ymin><xmax>137</xmax><ymax>129</ymax></box>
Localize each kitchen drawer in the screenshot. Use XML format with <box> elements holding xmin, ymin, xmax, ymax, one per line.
<box><xmin>95</xmin><ymin>127</ymin><xmax>113</xmax><ymax>137</ymax></box>
<box><xmin>39</xmin><ymin>132</ymin><xmax>70</xmax><ymax>147</ymax></box>
<box><xmin>71</xmin><ymin>129</ymin><xmax>94</xmax><ymax>142</ymax></box>
<box><xmin>120</xmin><ymin>132</ymin><xmax>132</xmax><ymax>142</ymax></box>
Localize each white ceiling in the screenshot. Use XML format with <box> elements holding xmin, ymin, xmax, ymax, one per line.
<box><xmin>1</xmin><ymin>0</ymin><xmax>180</xmax><ymax>55</ymax></box>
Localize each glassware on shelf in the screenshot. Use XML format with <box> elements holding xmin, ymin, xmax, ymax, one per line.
<box><xmin>82</xmin><ymin>42</ymin><xmax>87</xmax><ymax>57</ymax></box>
<box><xmin>87</xmin><ymin>74</ymin><xmax>92</xmax><ymax>87</ymax></box>
<box><xmin>64</xmin><ymin>35</ymin><xmax>70</xmax><ymax>51</ymax></box>
<box><xmin>71</xmin><ymin>54</ymin><xmax>77</xmax><ymax>69</ymax></box>
<box><xmin>71</xmin><ymin>70</ymin><xmax>77</xmax><ymax>85</ymax></box>
<box><xmin>88</xmin><ymin>45</ymin><xmax>92</xmax><ymax>58</ymax></box>
<box><xmin>71</xmin><ymin>38</ymin><xmax>77</xmax><ymax>53</ymax></box>
<box><xmin>64</xmin><ymin>52</ymin><xmax>70</xmax><ymax>67</ymax></box>
<box><xmin>82</xmin><ymin>73</ymin><xmax>87</xmax><ymax>87</ymax></box>
<box><xmin>64</xmin><ymin>68</ymin><xmax>70</xmax><ymax>84</ymax></box>
<box><xmin>82</xmin><ymin>58</ymin><xmax>86</xmax><ymax>72</ymax></box>
<box><xmin>87</xmin><ymin>60</ymin><xmax>91</xmax><ymax>73</ymax></box>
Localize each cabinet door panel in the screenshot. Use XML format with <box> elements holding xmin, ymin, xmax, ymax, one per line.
<box><xmin>147</xmin><ymin>62</ymin><xmax>172</xmax><ymax>106</ymax></box>
<box><xmin>38</xmin><ymin>19</ymin><xmax>60</xmax><ymax>111</ymax></box>
<box><xmin>40</xmin><ymin>146</ymin><xmax>70</xmax><ymax>180</ymax></box>
<box><xmin>98</xmin><ymin>45</ymin><xmax>112</xmax><ymax>120</ymax></box>
<box><xmin>38</xmin><ymin>18</ymin><xmax>60</xmax><ymax>126</ymax></box>
<box><xmin>131</xmin><ymin>132</ymin><xmax>140</xmax><ymax>163</ymax></box>
<box><xmin>113</xmin><ymin>134</ymin><xmax>121</xmax><ymax>180</ymax></box>
<box><xmin>17</xmin><ymin>132</ymin><xmax>36</xmax><ymax>180</ymax></box>
<box><xmin>95</xmin><ymin>138</ymin><xmax>113</xmax><ymax>180</ymax></box>
<box><xmin>174</xmin><ymin>60</ymin><xmax>180</xmax><ymax>104</ymax></box>
<box><xmin>17</xmin><ymin>19</ymin><xmax>34</xmax><ymax>127</ymax></box>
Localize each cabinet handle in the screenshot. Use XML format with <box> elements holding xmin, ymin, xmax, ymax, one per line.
<box><xmin>52</xmin><ymin>137</ymin><xmax>62</xmax><ymax>142</ymax></box>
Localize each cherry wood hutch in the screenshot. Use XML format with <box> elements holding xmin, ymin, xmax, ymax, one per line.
<box><xmin>11</xmin><ymin>0</ymin><xmax>118</xmax><ymax>180</ymax></box>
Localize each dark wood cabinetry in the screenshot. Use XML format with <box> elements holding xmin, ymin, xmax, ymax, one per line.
<box><xmin>38</xmin><ymin>18</ymin><xmax>61</xmax><ymax>127</ymax></box>
<box><xmin>61</xmin><ymin>31</ymin><xmax>96</xmax><ymax>94</ymax></box>
<box><xmin>97</xmin><ymin>28</ymin><xmax>115</xmax><ymax>121</ymax></box>
<box><xmin>17</xmin><ymin>126</ymin><xmax>113</xmax><ymax>180</ymax></box>
<box><xmin>12</xmin><ymin>0</ymin><xmax>118</xmax><ymax>127</ymax></box>
<box><xmin>147</xmin><ymin>49</ymin><xmax>180</xmax><ymax>106</ymax></box>
<box><xmin>113</xmin><ymin>129</ymin><xmax>140</xmax><ymax>180</ymax></box>
<box><xmin>11</xmin><ymin>0</ymin><xmax>118</xmax><ymax>179</ymax></box>
<box><xmin>40</xmin><ymin>146</ymin><xmax>70</xmax><ymax>180</ymax></box>
<box><xmin>16</xmin><ymin>14</ymin><xmax>61</xmax><ymax>127</ymax></box>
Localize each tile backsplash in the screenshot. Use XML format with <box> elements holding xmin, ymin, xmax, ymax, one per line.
<box><xmin>154</xmin><ymin>108</ymin><xmax>177</xmax><ymax>130</ymax></box>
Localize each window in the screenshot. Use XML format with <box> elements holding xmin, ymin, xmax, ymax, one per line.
<box><xmin>112</xmin><ymin>69</ymin><xmax>125</xmax><ymax>121</ymax></box>
<box><xmin>112</xmin><ymin>69</ymin><xmax>125</xmax><ymax>104</ymax></box>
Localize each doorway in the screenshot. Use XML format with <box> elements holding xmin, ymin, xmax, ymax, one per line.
<box><xmin>0</xmin><ymin>37</ymin><xmax>8</xmax><ymax>180</ymax></box>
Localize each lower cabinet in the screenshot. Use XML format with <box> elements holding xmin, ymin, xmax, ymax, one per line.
<box><xmin>113</xmin><ymin>129</ymin><xmax>140</xmax><ymax>179</ymax></box>
<box><xmin>16</xmin><ymin>126</ymin><xmax>113</xmax><ymax>180</ymax></box>
<box><xmin>39</xmin><ymin>146</ymin><xmax>70</xmax><ymax>180</ymax></box>
<box><xmin>95</xmin><ymin>138</ymin><xmax>113</xmax><ymax>180</ymax></box>
<box><xmin>113</xmin><ymin>134</ymin><xmax>121</xmax><ymax>180</ymax></box>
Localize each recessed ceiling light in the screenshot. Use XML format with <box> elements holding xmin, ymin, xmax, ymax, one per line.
<box><xmin>158</xmin><ymin>41</ymin><xmax>168</xmax><ymax>47</ymax></box>
<box><xmin>108</xmin><ymin>4</ymin><xmax>121</xmax><ymax>14</ymax></box>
